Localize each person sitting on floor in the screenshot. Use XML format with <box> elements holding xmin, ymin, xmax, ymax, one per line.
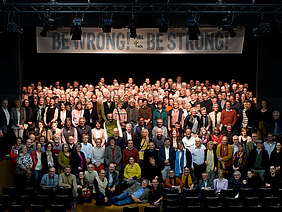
<box><xmin>109</xmin><ymin>179</ymin><xmax>150</xmax><ymax>206</ymax></box>
<box><xmin>93</xmin><ymin>169</ymin><xmax>110</xmax><ymax>206</ymax></box>
<box><xmin>149</xmin><ymin>178</ymin><xmax>164</xmax><ymax>207</ymax></box>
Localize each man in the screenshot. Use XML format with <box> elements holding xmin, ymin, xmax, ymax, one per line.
<box><xmin>59</xmin><ymin>165</ymin><xmax>77</xmax><ymax>197</ymax></box>
<box><xmin>158</xmin><ymin>138</ymin><xmax>176</xmax><ymax>181</ymax></box>
<box><xmin>105</xmin><ymin>163</ymin><xmax>120</xmax><ymax>197</ymax></box>
<box><xmin>182</xmin><ymin>128</ymin><xmax>197</xmax><ymax>151</ymax></box>
<box><xmin>93</xmin><ymin>169</ymin><xmax>110</xmax><ymax>206</ymax></box>
<box><xmin>181</xmin><ymin>166</ymin><xmax>198</xmax><ymax>190</ymax></box>
<box><xmin>61</xmin><ymin>118</ymin><xmax>78</xmax><ymax>144</ymax></box>
<box><xmin>167</xmin><ymin>101</ymin><xmax>184</xmax><ymax>131</ymax></box>
<box><xmin>135</xmin><ymin>117</ymin><xmax>152</xmax><ymax>140</ymax></box>
<box><xmin>264</xmin><ymin>165</ymin><xmax>280</xmax><ymax>195</ymax></box>
<box><xmin>81</xmin><ymin>134</ymin><xmax>93</xmax><ymax>164</ymax></box>
<box><xmin>228</xmin><ymin>171</ymin><xmax>244</xmax><ymax>194</ymax></box>
<box><xmin>126</xmin><ymin>99</ymin><xmax>139</xmax><ymax>132</ymax></box>
<box><xmin>138</xmin><ymin>99</ymin><xmax>152</xmax><ymax>126</ymax></box>
<box><xmin>53</xmin><ymin>133</ymin><xmax>62</xmax><ymax>156</ymax></box>
<box><xmin>271</xmin><ymin>110</ymin><xmax>282</xmax><ymax>139</ymax></box>
<box><xmin>122</xmin><ymin>139</ymin><xmax>139</xmax><ymax>168</ymax></box>
<box><xmin>149</xmin><ymin>178</ymin><xmax>164</xmax><ymax>206</ymax></box>
<box><xmin>200</xmin><ymin>93</ymin><xmax>213</xmax><ymax>114</ymax></box>
<box><xmin>43</xmin><ymin>97</ymin><xmax>58</xmax><ymax>128</ymax></box>
<box><xmin>198</xmin><ymin>172</ymin><xmax>214</xmax><ymax>190</ymax></box>
<box><xmin>247</xmin><ymin>139</ymin><xmax>269</xmax><ymax>183</ymax></box>
<box><xmin>110</xmin><ymin>179</ymin><xmax>150</xmax><ymax>206</ymax></box>
<box><xmin>152</xmin><ymin>128</ymin><xmax>165</xmax><ymax>150</ymax></box>
<box><xmin>84</xmin><ymin>164</ymin><xmax>98</xmax><ymax>192</ymax></box>
<box><xmin>0</xmin><ymin>99</ymin><xmax>10</xmax><ymax>158</ymax></box>
<box><xmin>199</xmin><ymin>107</ymin><xmax>212</xmax><ymax>133</ymax></box>
<box><xmin>144</xmin><ymin>141</ymin><xmax>159</xmax><ymax>168</ymax></box>
<box><xmin>40</xmin><ymin>167</ymin><xmax>59</xmax><ymax>190</ymax></box>
<box><xmin>152</xmin><ymin>101</ymin><xmax>168</xmax><ymax>127</ymax></box>
<box><xmin>122</xmin><ymin>124</ymin><xmax>136</xmax><ymax>149</ymax></box>
<box><xmin>209</xmin><ymin>104</ymin><xmax>222</xmax><ymax>132</ymax></box>
<box><xmin>34</xmin><ymin>97</ymin><xmax>45</xmax><ymax>122</ymax></box>
<box><xmin>264</xmin><ymin>132</ymin><xmax>276</xmax><ymax>159</ymax></box>
<box><xmin>164</xmin><ymin>169</ymin><xmax>184</xmax><ymax>190</ymax></box>
<box><xmin>103</xmin><ymin>113</ymin><xmax>122</xmax><ymax>141</ymax></box>
<box><xmin>246</xmin><ymin>132</ymin><xmax>259</xmax><ymax>157</ymax></box>
<box><xmin>104</xmin><ymin>137</ymin><xmax>122</xmax><ymax>174</ymax></box>
<box><xmin>101</xmin><ymin>93</ymin><xmax>116</xmax><ymax>122</ymax></box>
<box><xmin>221</xmin><ymin>100</ymin><xmax>237</xmax><ymax>135</ymax></box>
<box><xmin>76</xmin><ymin>117</ymin><xmax>92</xmax><ymax>143</ymax></box>
<box><xmin>92</xmin><ymin>138</ymin><xmax>105</xmax><ymax>173</ymax></box>
<box><xmin>190</xmin><ymin>138</ymin><xmax>206</xmax><ymax>180</ymax></box>
<box><xmin>152</xmin><ymin>119</ymin><xmax>168</xmax><ymax>140</ymax></box>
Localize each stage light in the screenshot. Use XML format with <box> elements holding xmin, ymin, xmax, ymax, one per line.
<box><xmin>70</xmin><ymin>15</ymin><xmax>83</xmax><ymax>40</ymax></box>
<box><xmin>187</xmin><ymin>13</ymin><xmax>200</xmax><ymax>40</ymax></box>
<box><xmin>157</xmin><ymin>13</ymin><xmax>169</xmax><ymax>33</ymax></box>
<box><xmin>102</xmin><ymin>18</ymin><xmax>113</xmax><ymax>33</ymax></box>
<box><xmin>252</xmin><ymin>23</ymin><xmax>271</xmax><ymax>36</ymax></box>
<box><xmin>222</xmin><ymin>14</ymin><xmax>236</xmax><ymax>38</ymax></box>
<box><xmin>128</xmin><ymin>14</ymin><xmax>137</xmax><ymax>39</ymax></box>
<box><xmin>40</xmin><ymin>14</ymin><xmax>55</xmax><ymax>37</ymax></box>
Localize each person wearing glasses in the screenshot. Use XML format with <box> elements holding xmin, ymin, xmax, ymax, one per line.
<box><xmin>40</xmin><ymin>167</ymin><xmax>59</xmax><ymax>191</ymax></box>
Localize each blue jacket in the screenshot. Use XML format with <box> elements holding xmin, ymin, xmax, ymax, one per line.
<box><xmin>158</xmin><ymin>147</ymin><xmax>176</xmax><ymax>170</ymax></box>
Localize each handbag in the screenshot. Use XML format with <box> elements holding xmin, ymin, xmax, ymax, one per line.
<box><xmin>81</xmin><ymin>189</ymin><xmax>91</xmax><ymax>198</ymax></box>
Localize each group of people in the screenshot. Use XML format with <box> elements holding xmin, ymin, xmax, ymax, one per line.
<box><xmin>0</xmin><ymin>76</ymin><xmax>282</xmax><ymax>207</ymax></box>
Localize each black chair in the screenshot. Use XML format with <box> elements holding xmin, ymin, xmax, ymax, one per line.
<box><xmin>0</xmin><ymin>194</ymin><xmax>11</xmax><ymax>210</ymax></box>
<box><xmin>257</xmin><ymin>187</ymin><xmax>273</xmax><ymax>198</ymax></box>
<box><xmin>182</xmin><ymin>196</ymin><xmax>200</xmax><ymax>206</ymax></box>
<box><xmin>225</xmin><ymin>205</ymin><xmax>243</xmax><ymax>212</ymax></box>
<box><xmin>182</xmin><ymin>205</ymin><xmax>202</xmax><ymax>212</ymax></box>
<box><xmin>54</xmin><ymin>194</ymin><xmax>73</xmax><ymax>210</ymax></box>
<box><xmin>144</xmin><ymin>206</ymin><xmax>160</xmax><ymax>212</ymax></box>
<box><xmin>50</xmin><ymin>204</ymin><xmax>66</xmax><ymax>212</ymax></box>
<box><xmin>203</xmin><ymin>196</ymin><xmax>220</xmax><ymax>207</ymax></box>
<box><xmin>222</xmin><ymin>197</ymin><xmax>240</xmax><ymax>208</ymax></box>
<box><xmin>163</xmin><ymin>198</ymin><xmax>180</xmax><ymax>207</ymax></box>
<box><xmin>9</xmin><ymin>204</ymin><xmax>25</xmax><ymax>212</ymax></box>
<box><xmin>164</xmin><ymin>193</ymin><xmax>180</xmax><ymax>200</ymax></box>
<box><xmin>220</xmin><ymin>189</ymin><xmax>236</xmax><ymax>198</ymax></box>
<box><xmin>2</xmin><ymin>187</ymin><xmax>16</xmax><ymax>202</ymax></box>
<box><xmin>262</xmin><ymin>196</ymin><xmax>279</xmax><ymax>208</ymax></box>
<box><xmin>242</xmin><ymin>196</ymin><xmax>259</xmax><ymax>207</ymax></box>
<box><xmin>201</xmin><ymin>189</ymin><xmax>215</xmax><ymax>198</ymax></box>
<box><xmin>15</xmin><ymin>194</ymin><xmax>32</xmax><ymax>209</ymax></box>
<box><xmin>164</xmin><ymin>188</ymin><xmax>178</xmax><ymax>194</ymax></box>
<box><xmin>204</xmin><ymin>205</ymin><xmax>223</xmax><ymax>212</ymax></box>
<box><xmin>123</xmin><ymin>206</ymin><xmax>139</xmax><ymax>212</ymax></box>
<box><xmin>182</xmin><ymin>188</ymin><xmax>200</xmax><ymax>197</ymax></box>
<box><xmin>34</xmin><ymin>194</ymin><xmax>52</xmax><ymax>209</ymax></box>
<box><xmin>246</xmin><ymin>205</ymin><xmax>264</xmax><ymax>212</ymax></box>
<box><xmin>270</xmin><ymin>205</ymin><xmax>282</xmax><ymax>212</ymax></box>
<box><xmin>30</xmin><ymin>204</ymin><xmax>45</xmax><ymax>212</ymax></box>
<box><xmin>163</xmin><ymin>205</ymin><xmax>181</xmax><ymax>212</ymax></box>
<box><xmin>20</xmin><ymin>187</ymin><xmax>35</xmax><ymax>196</ymax></box>
<box><xmin>239</xmin><ymin>188</ymin><xmax>254</xmax><ymax>198</ymax></box>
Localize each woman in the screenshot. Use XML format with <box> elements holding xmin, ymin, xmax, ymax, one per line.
<box><xmin>204</xmin><ymin>141</ymin><xmax>218</xmax><ymax>181</ymax></box>
<box><xmin>199</xmin><ymin>127</ymin><xmax>210</xmax><ymax>146</ymax></box>
<box><xmin>138</xmin><ymin>128</ymin><xmax>150</xmax><ymax>169</ymax></box>
<box><xmin>170</xmin><ymin>128</ymin><xmax>181</xmax><ymax>150</ymax></box>
<box><xmin>41</xmin><ymin>142</ymin><xmax>58</xmax><ymax>174</ymax></box>
<box><xmin>10</xmin><ymin>138</ymin><xmax>23</xmax><ymax>175</ymax></box>
<box><xmin>232</xmin><ymin>143</ymin><xmax>247</xmax><ymax>178</ymax></box>
<box><xmin>144</xmin><ymin>156</ymin><xmax>163</xmax><ymax>184</ymax></box>
<box><xmin>57</xmin><ymin>102</ymin><xmax>71</xmax><ymax>129</ymax></box>
<box><xmin>31</xmin><ymin>142</ymin><xmax>44</xmax><ymax>186</ymax></box>
<box><xmin>270</xmin><ymin>141</ymin><xmax>282</xmax><ymax>177</ymax></box>
<box><xmin>243</xmin><ymin>170</ymin><xmax>262</xmax><ymax>191</ymax></box>
<box><xmin>72</xmin><ymin>101</ymin><xmax>84</xmax><ymax>127</ymax></box>
<box><xmin>84</xmin><ymin>101</ymin><xmax>98</xmax><ymax>129</ymax></box>
<box><xmin>175</xmin><ymin>141</ymin><xmax>192</xmax><ymax>178</ymax></box>
<box><xmin>34</xmin><ymin>121</ymin><xmax>47</xmax><ymax>141</ymax></box>
<box><xmin>210</xmin><ymin>126</ymin><xmax>223</xmax><ymax>146</ymax></box>
<box><xmin>57</xmin><ymin>143</ymin><xmax>72</xmax><ymax>174</ymax></box>
<box><xmin>238</xmin><ymin>128</ymin><xmax>252</xmax><ymax>146</ymax></box>
<box><xmin>70</xmin><ymin>142</ymin><xmax>87</xmax><ymax>177</ymax></box>
<box><xmin>257</xmin><ymin>100</ymin><xmax>272</xmax><ymax>142</ymax></box>
<box><xmin>77</xmin><ymin>171</ymin><xmax>91</xmax><ymax>204</ymax></box>
<box><xmin>213</xmin><ymin>170</ymin><xmax>228</xmax><ymax>195</ymax></box>
<box><xmin>11</xmin><ymin>98</ymin><xmax>26</xmax><ymax>139</ymax></box>
<box><xmin>46</xmin><ymin>121</ymin><xmax>61</xmax><ymax>142</ymax></box>
<box><xmin>113</xmin><ymin>100</ymin><xmax>127</xmax><ymax>130</ymax></box>
<box><xmin>15</xmin><ymin>145</ymin><xmax>33</xmax><ymax>187</ymax></box>
<box><xmin>91</xmin><ymin>121</ymin><xmax>106</xmax><ymax>147</ymax></box>
<box><xmin>123</xmin><ymin>156</ymin><xmax>141</xmax><ymax>187</ymax></box>
<box><xmin>216</xmin><ymin>136</ymin><xmax>232</xmax><ymax>179</ymax></box>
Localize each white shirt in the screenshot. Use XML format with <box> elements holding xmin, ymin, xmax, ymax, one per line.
<box><xmin>126</xmin><ymin>131</ymin><xmax>132</xmax><ymax>140</ymax></box>
<box><xmin>165</xmin><ymin>147</ymin><xmax>170</xmax><ymax>160</ymax></box>
<box><xmin>2</xmin><ymin>107</ymin><xmax>10</xmax><ymax>126</ymax></box>
<box><xmin>182</xmin><ymin>134</ymin><xmax>197</xmax><ymax>151</ymax></box>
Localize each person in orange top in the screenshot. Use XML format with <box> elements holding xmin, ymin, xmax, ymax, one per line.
<box><xmin>216</xmin><ymin>136</ymin><xmax>233</xmax><ymax>179</ymax></box>
<box><xmin>165</xmin><ymin>169</ymin><xmax>184</xmax><ymax>190</ymax></box>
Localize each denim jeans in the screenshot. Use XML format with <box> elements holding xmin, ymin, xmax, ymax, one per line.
<box><xmin>110</xmin><ymin>192</ymin><xmax>132</xmax><ymax>206</ymax></box>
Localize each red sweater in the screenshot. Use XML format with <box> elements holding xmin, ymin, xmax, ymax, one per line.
<box><xmin>122</xmin><ymin>148</ymin><xmax>139</xmax><ymax>167</ymax></box>
<box><xmin>221</xmin><ymin>109</ymin><xmax>237</xmax><ymax>127</ymax></box>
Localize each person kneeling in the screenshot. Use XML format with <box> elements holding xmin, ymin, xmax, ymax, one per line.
<box><xmin>110</xmin><ymin>179</ymin><xmax>149</xmax><ymax>206</ymax></box>
<box><xmin>93</xmin><ymin>169</ymin><xmax>110</xmax><ymax>206</ymax></box>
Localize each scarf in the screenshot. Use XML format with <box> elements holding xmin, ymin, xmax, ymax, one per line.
<box><xmin>233</xmin><ymin>151</ymin><xmax>244</xmax><ymax>166</ymax></box>
<box><xmin>175</xmin><ymin>150</ymin><xmax>187</xmax><ymax>176</ymax></box>
<box><xmin>181</xmin><ymin>173</ymin><xmax>193</xmax><ymax>188</ymax></box>
<box><xmin>220</xmin><ymin>144</ymin><xmax>231</xmax><ymax>167</ymax></box>
<box><xmin>206</xmin><ymin>149</ymin><xmax>214</xmax><ymax>173</ymax></box>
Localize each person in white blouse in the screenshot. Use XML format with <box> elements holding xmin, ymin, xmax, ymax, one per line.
<box><xmin>92</xmin><ymin>121</ymin><xmax>106</xmax><ymax>147</ymax></box>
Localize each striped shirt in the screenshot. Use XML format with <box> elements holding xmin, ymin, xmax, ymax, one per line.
<box><xmin>40</xmin><ymin>173</ymin><xmax>59</xmax><ymax>188</ymax></box>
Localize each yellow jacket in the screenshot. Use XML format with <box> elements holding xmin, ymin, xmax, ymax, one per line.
<box><xmin>124</xmin><ymin>163</ymin><xmax>141</xmax><ymax>179</ymax></box>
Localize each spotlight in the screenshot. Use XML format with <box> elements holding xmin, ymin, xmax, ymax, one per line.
<box><xmin>252</xmin><ymin>23</ymin><xmax>271</xmax><ymax>36</ymax></box>
<box><xmin>102</xmin><ymin>14</ymin><xmax>113</xmax><ymax>33</ymax></box>
<box><xmin>40</xmin><ymin>18</ymin><xmax>55</xmax><ymax>37</ymax></box>
<box><xmin>129</xmin><ymin>14</ymin><xmax>137</xmax><ymax>39</ymax></box>
<box><xmin>187</xmin><ymin>14</ymin><xmax>200</xmax><ymax>40</ymax></box>
<box><xmin>70</xmin><ymin>15</ymin><xmax>83</xmax><ymax>40</ymax></box>
<box><xmin>222</xmin><ymin>14</ymin><xmax>236</xmax><ymax>38</ymax></box>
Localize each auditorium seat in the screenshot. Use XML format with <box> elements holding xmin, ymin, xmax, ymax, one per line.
<box><xmin>144</xmin><ymin>206</ymin><xmax>160</xmax><ymax>212</ymax></box>
<box><xmin>54</xmin><ymin>194</ymin><xmax>73</xmax><ymax>210</ymax></box>
<box><xmin>239</xmin><ymin>188</ymin><xmax>254</xmax><ymax>198</ymax></box>
<box><xmin>163</xmin><ymin>198</ymin><xmax>180</xmax><ymax>207</ymax></box>
<box><xmin>164</xmin><ymin>193</ymin><xmax>180</xmax><ymax>200</ymax></box>
<box><xmin>182</xmin><ymin>188</ymin><xmax>200</xmax><ymax>197</ymax></box>
<box><xmin>246</xmin><ymin>205</ymin><xmax>264</xmax><ymax>212</ymax></box>
<box><xmin>204</xmin><ymin>205</ymin><xmax>223</xmax><ymax>212</ymax></box>
<box><xmin>15</xmin><ymin>194</ymin><xmax>32</xmax><ymax>209</ymax></box>
<box><xmin>20</xmin><ymin>187</ymin><xmax>35</xmax><ymax>196</ymax></box>
<box><xmin>242</xmin><ymin>196</ymin><xmax>260</xmax><ymax>207</ymax></box>
<box><xmin>34</xmin><ymin>194</ymin><xmax>52</xmax><ymax>209</ymax></box>
<box><xmin>262</xmin><ymin>196</ymin><xmax>279</xmax><ymax>208</ymax></box>
<box><xmin>30</xmin><ymin>204</ymin><xmax>45</xmax><ymax>212</ymax></box>
<box><xmin>9</xmin><ymin>204</ymin><xmax>25</xmax><ymax>212</ymax></box>
<box><xmin>203</xmin><ymin>196</ymin><xmax>220</xmax><ymax>207</ymax></box>
<box><xmin>220</xmin><ymin>189</ymin><xmax>236</xmax><ymax>198</ymax></box>
<box><xmin>225</xmin><ymin>205</ymin><xmax>243</xmax><ymax>212</ymax></box>
<box><xmin>270</xmin><ymin>205</ymin><xmax>282</xmax><ymax>212</ymax></box>
<box><xmin>182</xmin><ymin>205</ymin><xmax>202</xmax><ymax>212</ymax></box>
<box><xmin>123</xmin><ymin>206</ymin><xmax>139</xmax><ymax>212</ymax></box>
<box><xmin>200</xmin><ymin>189</ymin><xmax>216</xmax><ymax>198</ymax></box>
<box><xmin>164</xmin><ymin>188</ymin><xmax>178</xmax><ymax>194</ymax></box>
<box><xmin>0</xmin><ymin>194</ymin><xmax>11</xmax><ymax>210</ymax></box>
<box><xmin>50</xmin><ymin>204</ymin><xmax>66</xmax><ymax>212</ymax></box>
<box><xmin>182</xmin><ymin>196</ymin><xmax>200</xmax><ymax>206</ymax></box>
<box><xmin>257</xmin><ymin>187</ymin><xmax>273</xmax><ymax>198</ymax></box>
<box><xmin>222</xmin><ymin>196</ymin><xmax>240</xmax><ymax>208</ymax></box>
<box><xmin>163</xmin><ymin>205</ymin><xmax>181</xmax><ymax>212</ymax></box>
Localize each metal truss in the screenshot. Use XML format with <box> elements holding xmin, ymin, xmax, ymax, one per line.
<box><xmin>1</xmin><ymin>2</ymin><xmax>282</xmax><ymax>15</ymax></box>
